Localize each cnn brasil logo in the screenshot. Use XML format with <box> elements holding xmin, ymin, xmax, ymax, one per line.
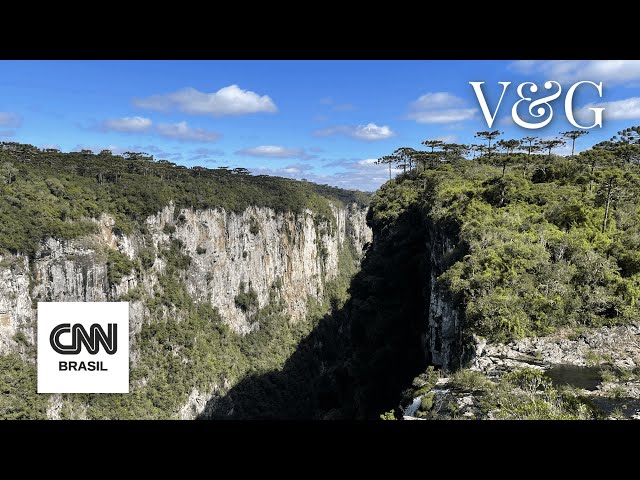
<box><xmin>38</xmin><ymin>302</ymin><xmax>129</xmax><ymax>393</ymax></box>
<box><xmin>470</xmin><ymin>80</ymin><xmax>604</xmax><ymax>129</ymax></box>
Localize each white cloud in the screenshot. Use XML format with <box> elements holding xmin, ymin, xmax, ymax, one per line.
<box><xmin>282</xmin><ymin>163</ymin><xmax>315</xmax><ymax>174</ymax></box>
<box><xmin>0</xmin><ymin>112</ymin><xmax>21</xmax><ymax>128</ymax></box>
<box><xmin>433</xmin><ymin>134</ymin><xmax>459</xmax><ymax>143</ymax></box>
<box><xmin>236</xmin><ymin>145</ymin><xmax>315</xmax><ymax>159</ymax></box>
<box><xmin>156</xmin><ymin>121</ymin><xmax>222</xmax><ymax>142</ymax></box>
<box><xmin>407</xmin><ymin>92</ymin><xmax>476</xmax><ymax>124</ymax></box>
<box><xmin>351</xmin><ymin>123</ymin><xmax>394</xmax><ymax>141</ymax></box>
<box><xmin>101</xmin><ymin>116</ymin><xmax>152</xmax><ymax>133</ymax></box>
<box><xmin>133</xmin><ymin>85</ymin><xmax>277</xmax><ymax>116</ymax></box>
<box><xmin>252</xmin><ymin>157</ymin><xmax>400</xmax><ymax>192</ymax></box>
<box><xmin>577</xmin><ymin>96</ymin><xmax>640</xmax><ymax>121</ymax></box>
<box><xmin>314</xmin><ymin>123</ymin><xmax>395</xmax><ymax>141</ymax></box>
<box><xmin>357</xmin><ymin>158</ymin><xmax>378</xmax><ymax>166</ymax></box>
<box><xmin>509</xmin><ymin>60</ymin><xmax>640</xmax><ymax>86</ymax></box>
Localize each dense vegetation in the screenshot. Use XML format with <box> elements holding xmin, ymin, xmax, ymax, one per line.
<box><xmin>371</xmin><ymin>127</ymin><xmax>640</xmax><ymax>342</ymax></box>
<box><xmin>4</xmin><ymin>123</ymin><xmax>640</xmax><ymax>420</ymax></box>
<box><xmin>0</xmin><ymin>142</ymin><xmax>368</xmax><ymax>256</ymax></box>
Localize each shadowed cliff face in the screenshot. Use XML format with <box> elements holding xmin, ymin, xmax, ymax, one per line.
<box><xmin>208</xmin><ymin>203</ymin><xmax>467</xmax><ymax>419</ymax></box>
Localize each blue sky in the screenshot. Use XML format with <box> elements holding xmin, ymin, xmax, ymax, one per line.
<box><xmin>2</xmin><ymin>60</ymin><xmax>640</xmax><ymax>191</ymax></box>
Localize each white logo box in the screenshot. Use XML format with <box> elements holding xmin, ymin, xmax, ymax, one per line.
<box><xmin>37</xmin><ymin>302</ymin><xmax>129</xmax><ymax>393</ymax></box>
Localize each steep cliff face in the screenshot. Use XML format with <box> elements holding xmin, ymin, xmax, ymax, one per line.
<box><xmin>423</xmin><ymin>224</ymin><xmax>469</xmax><ymax>372</ymax></box>
<box><xmin>154</xmin><ymin>203</ymin><xmax>369</xmax><ymax>333</ymax></box>
<box><xmin>0</xmin><ymin>255</ymin><xmax>32</xmax><ymax>353</ymax></box>
<box><xmin>0</xmin><ymin>201</ymin><xmax>371</xmax><ymax>363</ymax></box>
<box><xmin>337</xmin><ymin>196</ymin><xmax>471</xmax><ymax>418</ymax></box>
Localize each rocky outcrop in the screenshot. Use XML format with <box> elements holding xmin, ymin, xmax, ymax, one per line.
<box><xmin>403</xmin><ymin>323</ymin><xmax>640</xmax><ymax>420</ymax></box>
<box><xmin>422</xmin><ymin>224</ymin><xmax>467</xmax><ymax>372</ymax></box>
<box><xmin>0</xmin><ymin>202</ymin><xmax>371</xmax><ymax>355</ymax></box>
<box><xmin>474</xmin><ymin>324</ymin><xmax>640</xmax><ymax>373</ymax></box>
<box><xmin>0</xmin><ymin>254</ymin><xmax>32</xmax><ymax>353</ymax></box>
<box><xmin>179</xmin><ymin>386</ymin><xmax>218</xmax><ymax>420</ymax></box>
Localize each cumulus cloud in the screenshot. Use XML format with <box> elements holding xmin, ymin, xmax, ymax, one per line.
<box><xmin>281</xmin><ymin>163</ymin><xmax>315</xmax><ymax>174</ymax></box>
<box><xmin>509</xmin><ymin>60</ymin><xmax>640</xmax><ymax>86</ymax></box>
<box><xmin>407</xmin><ymin>92</ymin><xmax>476</xmax><ymax>124</ymax></box>
<box><xmin>101</xmin><ymin>116</ymin><xmax>152</xmax><ymax>133</ymax></box>
<box><xmin>314</xmin><ymin>123</ymin><xmax>395</xmax><ymax>141</ymax></box>
<box><xmin>133</xmin><ymin>85</ymin><xmax>277</xmax><ymax>116</ymax></box>
<box><xmin>156</xmin><ymin>121</ymin><xmax>222</xmax><ymax>142</ymax></box>
<box><xmin>0</xmin><ymin>112</ymin><xmax>21</xmax><ymax>128</ymax></box>
<box><xmin>576</xmin><ymin>96</ymin><xmax>640</xmax><ymax>121</ymax></box>
<box><xmin>251</xmin><ymin>157</ymin><xmax>403</xmax><ymax>192</ymax></box>
<box><xmin>315</xmin><ymin>158</ymin><xmax>402</xmax><ymax>191</ymax></box>
<box><xmin>236</xmin><ymin>145</ymin><xmax>316</xmax><ymax>160</ymax></box>
<box><xmin>433</xmin><ymin>134</ymin><xmax>459</xmax><ymax>143</ymax></box>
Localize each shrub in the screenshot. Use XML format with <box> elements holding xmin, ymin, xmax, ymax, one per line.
<box><xmin>235</xmin><ymin>284</ymin><xmax>259</xmax><ymax>312</ymax></box>
<box><xmin>106</xmin><ymin>249</ymin><xmax>134</xmax><ymax>286</ymax></box>
<box><xmin>138</xmin><ymin>247</ymin><xmax>156</xmax><ymax>270</ymax></box>
<box><xmin>503</xmin><ymin>368</ymin><xmax>550</xmax><ymax>393</ymax></box>
<box><xmin>420</xmin><ymin>392</ymin><xmax>435</xmax><ymax>412</ymax></box>
<box><xmin>13</xmin><ymin>331</ymin><xmax>29</xmax><ymax>345</ymax></box>
<box><xmin>412</xmin><ymin>366</ymin><xmax>440</xmax><ymax>396</ymax></box>
<box><xmin>379</xmin><ymin>410</ymin><xmax>396</xmax><ymax>420</ymax></box>
<box><xmin>249</xmin><ymin>216</ymin><xmax>260</xmax><ymax>236</ymax></box>
<box><xmin>450</xmin><ymin>369</ymin><xmax>492</xmax><ymax>393</ymax></box>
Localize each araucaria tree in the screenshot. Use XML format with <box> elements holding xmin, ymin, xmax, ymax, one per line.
<box><xmin>616</xmin><ymin>126</ymin><xmax>640</xmax><ymax>144</ymax></box>
<box><xmin>521</xmin><ymin>136</ymin><xmax>538</xmax><ymax>156</ymax></box>
<box><xmin>394</xmin><ymin>147</ymin><xmax>417</xmax><ymax>172</ymax></box>
<box><xmin>561</xmin><ymin>130</ymin><xmax>589</xmax><ymax>156</ymax></box>
<box><xmin>421</xmin><ymin>139</ymin><xmax>444</xmax><ymax>153</ymax></box>
<box><xmin>520</xmin><ymin>136</ymin><xmax>541</xmax><ymax>178</ymax></box>
<box><xmin>496</xmin><ymin>139</ymin><xmax>522</xmax><ymax>177</ymax></box>
<box><xmin>595</xmin><ymin>169</ymin><xmax>626</xmax><ymax>233</ymax></box>
<box><xmin>537</xmin><ymin>138</ymin><xmax>566</xmax><ymax>158</ymax></box>
<box><xmin>475</xmin><ymin>130</ymin><xmax>502</xmax><ymax>157</ymax></box>
<box><xmin>376</xmin><ymin>155</ymin><xmax>396</xmax><ymax>181</ymax></box>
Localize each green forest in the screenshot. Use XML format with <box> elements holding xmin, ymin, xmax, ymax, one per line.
<box><xmin>0</xmin><ymin>143</ymin><xmax>368</xmax><ymax>256</ymax></box>
<box><xmin>371</xmin><ymin>127</ymin><xmax>640</xmax><ymax>342</ymax></box>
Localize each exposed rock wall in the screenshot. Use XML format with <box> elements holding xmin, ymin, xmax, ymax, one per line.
<box><xmin>0</xmin><ymin>203</ymin><xmax>371</xmax><ymax>356</ymax></box>
<box><xmin>422</xmin><ymin>224</ymin><xmax>468</xmax><ymax>372</ymax></box>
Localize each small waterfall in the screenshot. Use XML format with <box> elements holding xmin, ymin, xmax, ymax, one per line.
<box><xmin>404</xmin><ymin>396</ymin><xmax>422</xmax><ymax>417</ymax></box>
